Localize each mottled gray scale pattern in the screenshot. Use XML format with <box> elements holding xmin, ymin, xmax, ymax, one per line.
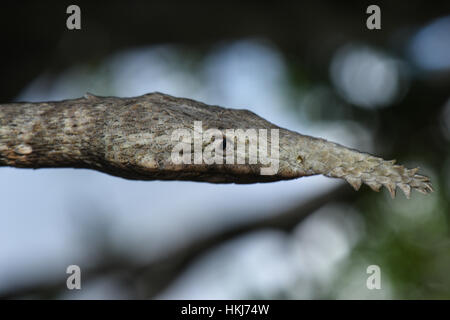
<box><xmin>0</xmin><ymin>92</ymin><xmax>432</xmax><ymax>197</ymax></box>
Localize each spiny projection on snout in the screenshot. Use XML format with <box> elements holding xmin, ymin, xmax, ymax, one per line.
<box><xmin>0</xmin><ymin>92</ymin><xmax>432</xmax><ymax>198</ymax></box>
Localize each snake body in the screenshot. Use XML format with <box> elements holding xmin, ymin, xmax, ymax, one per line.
<box><xmin>0</xmin><ymin>92</ymin><xmax>432</xmax><ymax>198</ymax></box>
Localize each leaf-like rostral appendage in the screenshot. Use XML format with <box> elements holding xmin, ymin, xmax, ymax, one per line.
<box><xmin>315</xmin><ymin>143</ymin><xmax>433</xmax><ymax>198</ymax></box>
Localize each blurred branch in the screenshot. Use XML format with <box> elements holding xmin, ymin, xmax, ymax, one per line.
<box><xmin>0</xmin><ymin>184</ymin><xmax>354</xmax><ymax>299</ymax></box>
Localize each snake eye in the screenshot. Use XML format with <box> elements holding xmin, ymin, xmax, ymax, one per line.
<box><xmin>297</xmin><ymin>155</ymin><xmax>303</xmax><ymax>163</ymax></box>
<box><xmin>222</xmin><ymin>135</ymin><xmax>234</xmax><ymax>151</ymax></box>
